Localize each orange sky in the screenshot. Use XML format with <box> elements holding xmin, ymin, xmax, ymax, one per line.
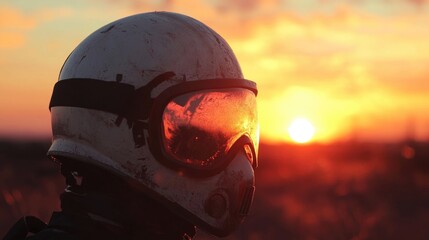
<box><xmin>1</xmin><ymin>0</ymin><xmax>429</xmax><ymax>143</ymax></box>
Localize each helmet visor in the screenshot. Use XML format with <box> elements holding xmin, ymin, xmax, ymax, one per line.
<box><xmin>161</xmin><ymin>88</ymin><xmax>258</xmax><ymax>171</ymax></box>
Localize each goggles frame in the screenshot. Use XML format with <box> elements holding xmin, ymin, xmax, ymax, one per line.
<box><xmin>50</xmin><ymin>77</ymin><xmax>258</xmax><ymax>176</ymax></box>
<box><xmin>147</xmin><ymin>79</ymin><xmax>258</xmax><ymax>176</ymax></box>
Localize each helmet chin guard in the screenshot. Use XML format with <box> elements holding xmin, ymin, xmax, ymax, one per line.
<box><xmin>48</xmin><ymin>12</ymin><xmax>258</xmax><ymax>236</ymax></box>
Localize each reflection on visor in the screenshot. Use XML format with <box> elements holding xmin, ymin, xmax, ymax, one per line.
<box><xmin>162</xmin><ymin>88</ymin><xmax>258</xmax><ymax>169</ymax></box>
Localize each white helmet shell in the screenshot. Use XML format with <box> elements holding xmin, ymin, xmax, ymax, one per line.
<box><xmin>60</xmin><ymin>12</ymin><xmax>242</xmax><ymax>85</ymax></box>
<box><xmin>48</xmin><ymin>12</ymin><xmax>257</xmax><ymax>236</ymax></box>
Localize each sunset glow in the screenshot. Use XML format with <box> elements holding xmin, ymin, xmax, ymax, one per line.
<box><xmin>1</xmin><ymin>1</ymin><xmax>429</xmax><ymax>143</ymax></box>
<box><xmin>288</xmin><ymin>118</ymin><xmax>315</xmax><ymax>144</ymax></box>
<box><xmin>3</xmin><ymin>3</ymin><xmax>429</xmax><ymax>238</ymax></box>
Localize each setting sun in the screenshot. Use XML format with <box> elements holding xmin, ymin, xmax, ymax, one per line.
<box><xmin>288</xmin><ymin>118</ymin><xmax>316</xmax><ymax>143</ymax></box>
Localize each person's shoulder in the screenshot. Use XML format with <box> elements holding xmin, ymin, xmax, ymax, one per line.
<box><xmin>24</xmin><ymin>212</ymin><xmax>78</xmax><ymax>240</ymax></box>
<box><xmin>3</xmin><ymin>215</ymin><xmax>77</xmax><ymax>240</ymax></box>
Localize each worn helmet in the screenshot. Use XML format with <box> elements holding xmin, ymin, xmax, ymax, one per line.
<box><xmin>48</xmin><ymin>12</ymin><xmax>258</xmax><ymax>236</ymax></box>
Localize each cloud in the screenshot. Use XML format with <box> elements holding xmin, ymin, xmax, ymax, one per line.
<box><xmin>214</xmin><ymin>0</ymin><xmax>281</xmax><ymax>13</ymax></box>
<box><xmin>0</xmin><ymin>6</ymin><xmax>72</xmax><ymax>49</ymax></box>
<box><xmin>3</xmin><ymin>0</ymin><xmax>424</xmax><ymax>141</ymax></box>
<box><xmin>92</xmin><ymin>0</ymin><xmax>286</xmax><ymax>39</ymax></box>
<box><xmin>0</xmin><ymin>6</ymin><xmax>36</xmax><ymax>29</ymax></box>
<box><xmin>87</xmin><ymin>1</ymin><xmax>429</xmax><ymax>96</ymax></box>
<box><xmin>0</xmin><ymin>32</ymin><xmax>26</xmax><ymax>49</ymax></box>
<box><xmin>0</xmin><ymin>6</ymin><xmax>35</xmax><ymax>49</ymax></box>
<box><xmin>393</xmin><ymin>0</ymin><xmax>428</xmax><ymax>6</ymax></box>
<box><xmin>315</xmin><ymin>0</ymin><xmax>429</xmax><ymax>7</ymax></box>
<box><xmin>33</xmin><ymin>8</ymin><xmax>73</xmax><ymax>22</ymax></box>
<box><xmin>217</xmin><ymin>0</ymin><xmax>259</xmax><ymax>12</ymax></box>
<box><xmin>234</xmin><ymin>4</ymin><xmax>429</xmax><ymax>93</ymax></box>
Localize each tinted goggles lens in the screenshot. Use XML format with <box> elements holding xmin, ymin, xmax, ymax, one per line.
<box><xmin>162</xmin><ymin>88</ymin><xmax>258</xmax><ymax>170</ymax></box>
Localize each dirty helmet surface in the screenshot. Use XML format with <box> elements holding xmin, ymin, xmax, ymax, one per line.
<box><xmin>48</xmin><ymin>11</ymin><xmax>259</xmax><ymax>236</ymax></box>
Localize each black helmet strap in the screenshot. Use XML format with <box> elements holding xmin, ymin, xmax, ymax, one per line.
<box><xmin>49</xmin><ymin>72</ymin><xmax>176</xmax><ymax>121</ymax></box>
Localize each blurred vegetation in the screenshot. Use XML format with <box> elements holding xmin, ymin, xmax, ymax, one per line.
<box><xmin>0</xmin><ymin>140</ymin><xmax>63</xmax><ymax>236</ymax></box>
<box><xmin>1</xmin><ymin>140</ymin><xmax>429</xmax><ymax>239</ymax></box>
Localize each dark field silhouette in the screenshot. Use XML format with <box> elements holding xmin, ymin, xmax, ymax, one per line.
<box><xmin>1</xmin><ymin>139</ymin><xmax>429</xmax><ymax>239</ymax></box>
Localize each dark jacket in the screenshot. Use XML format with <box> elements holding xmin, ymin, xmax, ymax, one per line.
<box><xmin>4</xmin><ymin>211</ymin><xmax>194</xmax><ymax>240</ymax></box>
<box><xmin>4</xmin><ymin>163</ymin><xmax>195</xmax><ymax>240</ymax></box>
<box><xmin>3</xmin><ymin>191</ymin><xmax>195</xmax><ymax>240</ymax></box>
